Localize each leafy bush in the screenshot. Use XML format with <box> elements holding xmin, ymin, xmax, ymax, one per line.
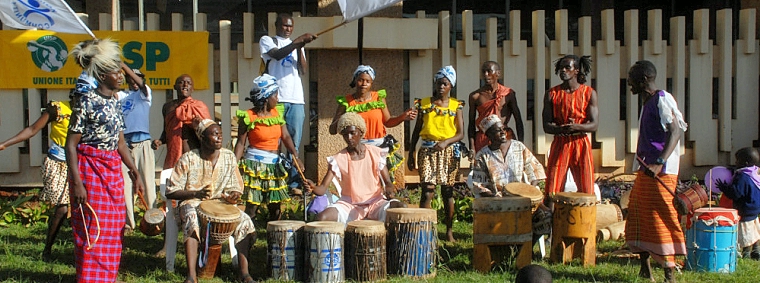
<box><xmin>0</xmin><ymin>189</ymin><xmax>50</xmax><ymax>227</ymax></box>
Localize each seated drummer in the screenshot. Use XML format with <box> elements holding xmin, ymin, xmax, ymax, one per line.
<box><xmin>468</xmin><ymin>114</ymin><xmax>546</xmax><ymax>198</ymax></box>
<box><xmin>165</xmin><ymin>118</ymin><xmax>256</xmax><ymax>283</ymax></box>
<box><xmin>305</xmin><ymin>112</ymin><xmax>406</xmax><ymax>223</ymax></box>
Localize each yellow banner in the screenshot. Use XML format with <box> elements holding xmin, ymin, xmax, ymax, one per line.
<box><xmin>0</xmin><ymin>30</ymin><xmax>209</xmax><ymax>90</ymax></box>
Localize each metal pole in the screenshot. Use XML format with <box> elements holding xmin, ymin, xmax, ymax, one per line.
<box><xmin>451</xmin><ymin>0</ymin><xmax>456</xmax><ymax>48</ymax></box>
<box><xmin>505</xmin><ymin>0</ymin><xmax>510</xmax><ymax>40</ymax></box>
<box><xmin>193</xmin><ymin>0</ymin><xmax>198</xmax><ymax>29</ymax></box>
<box><xmin>138</xmin><ymin>0</ymin><xmax>144</xmax><ymax>31</ymax></box>
<box><xmin>358</xmin><ymin>18</ymin><xmax>364</xmax><ymax>65</ymax></box>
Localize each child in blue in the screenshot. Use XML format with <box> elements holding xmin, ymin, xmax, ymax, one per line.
<box><xmin>717</xmin><ymin>147</ymin><xmax>760</xmax><ymax>260</ymax></box>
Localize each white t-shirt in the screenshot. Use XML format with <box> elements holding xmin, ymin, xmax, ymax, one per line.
<box><xmin>117</xmin><ymin>85</ymin><xmax>152</xmax><ymax>135</ymax></box>
<box><xmin>259</xmin><ymin>35</ymin><xmax>305</xmax><ymax>104</ymax></box>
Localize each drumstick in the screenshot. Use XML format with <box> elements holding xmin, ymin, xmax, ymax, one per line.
<box><xmin>80</xmin><ymin>203</ymin><xmax>101</xmax><ymax>250</ymax></box>
<box><xmin>291</xmin><ymin>153</ymin><xmax>308</xmax><ymax>221</ymax></box>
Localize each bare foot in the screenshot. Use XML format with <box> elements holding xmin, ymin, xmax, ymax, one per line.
<box><xmin>638</xmin><ymin>253</ymin><xmax>655</xmax><ymax>282</ymax></box>
<box><xmin>446</xmin><ymin>230</ymin><xmax>456</xmax><ymax>242</ymax></box>
<box><xmin>664</xmin><ymin>267</ymin><xmax>676</xmax><ymax>283</ymax></box>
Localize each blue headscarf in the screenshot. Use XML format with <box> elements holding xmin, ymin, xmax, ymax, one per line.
<box><xmin>248</xmin><ymin>74</ymin><xmax>279</xmax><ymax>104</ymax></box>
<box><xmin>350</xmin><ymin>65</ymin><xmax>376</xmax><ymax>88</ymax></box>
<box><xmin>434</xmin><ymin>65</ymin><xmax>457</xmax><ymax>87</ymax></box>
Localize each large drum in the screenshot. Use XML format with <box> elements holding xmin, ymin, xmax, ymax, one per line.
<box><xmin>196</xmin><ymin>199</ymin><xmax>243</xmax><ymax>279</ymax></box>
<box><xmin>686</xmin><ymin>208</ymin><xmax>739</xmax><ymax>273</ymax></box>
<box><xmin>345</xmin><ymin>220</ymin><xmax>387</xmax><ymax>282</ymax></box>
<box><xmin>305</xmin><ymin>221</ymin><xmax>345</xmax><ymax>283</ymax></box>
<box><xmin>267</xmin><ymin>220</ymin><xmax>306</xmax><ymax>281</ymax></box>
<box><xmin>385</xmin><ymin>208</ymin><xmax>437</xmax><ymax>279</ymax></box>
<box><xmin>504</xmin><ymin>183</ymin><xmax>544</xmax><ymax>212</ymax></box>
<box><xmin>551</xmin><ymin>192</ymin><xmax>597</xmax><ymax>266</ymax></box>
<box><xmin>472</xmin><ymin>197</ymin><xmax>533</xmax><ymax>271</ymax></box>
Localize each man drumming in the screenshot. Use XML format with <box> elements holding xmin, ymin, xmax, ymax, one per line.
<box><xmin>542</xmin><ymin>55</ymin><xmax>598</xmax><ymax>199</ymax></box>
<box><xmin>305</xmin><ymin>112</ymin><xmax>406</xmax><ymax>223</ymax></box>
<box><xmin>165</xmin><ymin>118</ymin><xmax>256</xmax><ymax>283</ymax></box>
<box><xmin>469</xmin><ymin>114</ymin><xmax>546</xmax><ymax>198</ymax></box>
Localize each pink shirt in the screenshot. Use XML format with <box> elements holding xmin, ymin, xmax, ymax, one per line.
<box><xmin>328</xmin><ymin>145</ymin><xmax>387</xmax><ymax>205</ymax></box>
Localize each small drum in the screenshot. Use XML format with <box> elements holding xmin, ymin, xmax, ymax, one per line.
<box><xmin>595</xmin><ymin>202</ymin><xmax>623</xmax><ymax>230</ymax></box>
<box><xmin>197</xmin><ymin>200</ymin><xmax>243</xmax><ymax>245</ymax></box>
<box><xmin>504</xmin><ymin>182</ymin><xmax>544</xmax><ymax>212</ymax></box>
<box><xmin>139</xmin><ymin>207</ymin><xmax>165</xmax><ymax>236</ymax></box>
<box><xmin>305</xmin><ymin>221</ymin><xmax>345</xmax><ymax>283</ymax></box>
<box><xmin>385</xmin><ymin>208</ymin><xmax>437</xmax><ymax>279</ymax></box>
<box><xmin>472</xmin><ymin>197</ymin><xmax>533</xmax><ymax>271</ymax></box>
<box><xmin>345</xmin><ymin>220</ymin><xmax>386</xmax><ymax>282</ymax></box>
<box><xmin>267</xmin><ymin>220</ymin><xmax>306</xmax><ymax>281</ymax></box>
<box><xmin>551</xmin><ymin>192</ymin><xmax>597</xmax><ymax>266</ymax></box>
<box><xmin>676</xmin><ymin>183</ymin><xmax>709</xmax><ymax>214</ymax></box>
<box><xmin>686</xmin><ymin>208</ymin><xmax>739</xmax><ymax>273</ymax></box>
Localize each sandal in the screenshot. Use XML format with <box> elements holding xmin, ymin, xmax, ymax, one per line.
<box><xmin>241</xmin><ymin>273</ymin><xmax>256</xmax><ymax>283</ymax></box>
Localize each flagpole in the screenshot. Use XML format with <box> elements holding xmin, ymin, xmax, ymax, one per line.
<box><xmin>315</xmin><ymin>21</ymin><xmax>348</xmax><ymax>36</ymax></box>
<box><xmin>60</xmin><ymin>0</ymin><xmax>96</xmax><ymax>38</ymax></box>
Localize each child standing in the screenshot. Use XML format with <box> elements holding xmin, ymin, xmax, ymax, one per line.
<box><xmin>717</xmin><ymin>147</ymin><xmax>760</xmax><ymax>259</ymax></box>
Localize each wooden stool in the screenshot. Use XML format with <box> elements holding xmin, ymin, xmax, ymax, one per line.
<box><xmin>472</xmin><ymin>197</ymin><xmax>533</xmax><ymax>272</ymax></box>
<box><xmin>550</xmin><ymin>192</ymin><xmax>597</xmax><ymax>266</ymax></box>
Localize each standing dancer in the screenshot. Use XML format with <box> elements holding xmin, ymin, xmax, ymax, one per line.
<box><xmin>0</xmin><ymin>100</ymin><xmax>72</xmax><ymax>261</ymax></box>
<box><xmin>408</xmin><ymin>66</ymin><xmax>464</xmax><ymax>242</ymax></box>
<box><xmin>66</xmin><ymin>39</ymin><xmax>145</xmax><ymax>283</ymax></box>
<box><xmin>542</xmin><ymin>55</ymin><xmax>598</xmax><ymax>200</ymax></box>
<box><xmin>468</xmin><ymin>61</ymin><xmax>524</xmax><ymax>154</ymax></box>
<box><xmin>625</xmin><ymin>60</ymin><xmax>687</xmax><ymax>283</ymax></box>
<box><xmin>329</xmin><ymin>65</ymin><xmax>417</xmax><ymax>183</ymax></box>
<box><xmin>234</xmin><ymin>74</ymin><xmax>302</xmax><ymax>221</ymax></box>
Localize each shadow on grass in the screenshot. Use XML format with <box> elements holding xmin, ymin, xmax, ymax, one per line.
<box><xmin>1</xmin><ymin>266</ymin><xmax>75</xmax><ymax>283</ymax></box>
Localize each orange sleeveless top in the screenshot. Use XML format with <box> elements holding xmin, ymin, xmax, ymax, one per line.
<box><xmin>548</xmin><ymin>84</ymin><xmax>593</xmax><ymax>124</ymax></box>
<box><xmin>337</xmin><ymin>90</ymin><xmax>387</xmax><ymax>139</ymax></box>
<box><xmin>236</xmin><ymin>108</ymin><xmax>285</xmax><ymax>151</ymax></box>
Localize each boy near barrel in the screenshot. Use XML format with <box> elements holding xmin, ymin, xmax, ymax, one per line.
<box><xmin>716</xmin><ymin>147</ymin><xmax>760</xmax><ymax>260</ymax></box>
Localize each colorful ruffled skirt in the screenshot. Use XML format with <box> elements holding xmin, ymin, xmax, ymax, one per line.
<box><xmin>239</xmin><ymin>148</ymin><xmax>290</xmax><ymax>205</ymax></box>
<box><xmin>363</xmin><ymin>135</ymin><xmax>404</xmax><ymax>183</ymax></box>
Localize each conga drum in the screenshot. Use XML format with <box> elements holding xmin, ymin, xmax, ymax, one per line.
<box><xmin>345</xmin><ymin>220</ymin><xmax>386</xmax><ymax>282</ymax></box>
<box><xmin>139</xmin><ymin>207</ymin><xmax>166</xmax><ymax>236</ymax></box>
<box><xmin>267</xmin><ymin>220</ymin><xmax>306</xmax><ymax>281</ymax></box>
<box><xmin>472</xmin><ymin>197</ymin><xmax>533</xmax><ymax>272</ymax></box>
<box><xmin>305</xmin><ymin>221</ymin><xmax>345</xmax><ymax>283</ymax></box>
<box><xmin>551</xmin><ymin>192</ymin><xmax>597</xmax><ymax>266</ymax></box>
<box><xmin>385</xmin><ymin>208</ymin><xmax>437</xmax><ymax>279</ymax></box>
<box><xmin>686</xmin><ymin>208</ymin><xmax>739</xmax><ymax>273</ymax></box>
<box><xmin>196</xmin><ymin>199</ymin><xmax>243</xmax><ymax>279</ymax></box>
<box><xmin>504</xmin><ymin>183</ymin><xmax>544</xmax><ymax>212</ymax></box>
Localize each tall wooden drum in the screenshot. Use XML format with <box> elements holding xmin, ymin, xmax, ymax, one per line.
<box><xmin>345</xmin><ymin>220</ymin><xmax>387</xmax><ymax>282</ymax></box>
<box><xmin>305</xmin><ymin>221</ymin><xmax>345</xmax><ymax>283</ymax></box>
<box><xmin>196</xmin><ymin>200</ymin><xmax>243</xmax><ymax>279</ymax></box>
<box><xmin>550</xmin><ymin>192</ymin><xmax>597</xmax><ymax>266</ymax></box>
<box><xmin>472</xmin><ymin>196</ymin><xmax>533</xmax><ymax>271</ymax></box>
<box><xmin>385</xmin><ymin>208</ymin><xmax>437</xmax><ymax>279</ymax></box>
<box><xmin>267</xmin><ymin>220</ymin><xmax>306</xmax><ymax>281</ymax></box>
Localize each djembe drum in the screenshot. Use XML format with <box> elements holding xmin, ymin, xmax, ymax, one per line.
<box><xmin>196</xmin><ymin>199</ymin><xmax>243</xmax><ymax>279</ymax></box>
<box><xmin>345</xmin><ymin>220</ymin><xmax>387</xmax><ymax>282</ymax></box>
<box><xmin>267</xmin><ymin>220</ymin><xmax>306</xmax><ymax>281</ymax></box>
<box><xmin>385</xmin><ymin>208</ymin><xmax>437</xmax><ymax>279</ymax></box>
<box><xmin>472</xmin><ymin>196</ymin><xmax>533</xmax><ymax>271</ymax></box>
<box><xmin>504</xmin><ymin>183</ymin><xmax>544</xmax><ymax>212</ymax></box>
<box><xmin>550</xmin><ymin>192</ymin><xmax>597</xmax><ymax>266</ymax></box>
<box><xmin>305</xmin><ymin>221</ymin><xmax>345</xmax><ymax>283</ymax></box>
<box><xmin>139</xmin><ymin>207</ymin><xmax>165</xmax><ymax>236</ymax></box>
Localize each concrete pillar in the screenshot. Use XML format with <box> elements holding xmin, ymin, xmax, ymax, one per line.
<box><xmin>316</xmin><ymin>0</ymin><xmax>406</xmax><ymax>186</ymax></box>
<box><xmin>86</xmin><ymin>0</ymin><xmax>112</xmax><ymax>30</ymax></box>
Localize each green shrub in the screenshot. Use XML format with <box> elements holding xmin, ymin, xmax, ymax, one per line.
<box><xmin>0</xmin><ymin>189</ymin><xmax>50</xmax><ymax>227</ymax></box>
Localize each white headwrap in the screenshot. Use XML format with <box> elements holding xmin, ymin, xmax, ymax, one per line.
<box><xmin>194</xmin><ymin>118</ymin><xmax>217</xmax><ymax>139</ymax></box>
<box><xmin>478</xmin><ymin>114</ymin><xmax>503</xmax><ymax>132</ymax></box>
<box><xmin>434</xmin><ymin>65</ymin><xmax>457</xmax><ymax>87</ymax></box>
<box><xmin>350</xmin><ymin>65</ymin><xmax>376</xmax><ymax>87</ymax></box>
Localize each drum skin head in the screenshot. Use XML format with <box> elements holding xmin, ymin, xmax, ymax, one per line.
<box><xmin>472</xmin><ymin>196</ymin><xmax>532</xmax><ymax>212</ymax></box>
<box><xmin>198</xmin><ymin>199</ymin><xmax>241</xmax><ymax>221</ymax></box>
<box><xmin>267</xmin><ymin>220</ymin><xmax>306</xmax><ymax>232</ymax></box>
<box><xmin>385</xmin><ymin>208</ymin><xmax>437</xmax><ymax>223</ymax></box>
<box><xmin>144</xmin><ymin>208</ymin><xmax>164</xmax><ymax>222</ymax></box>
<box><xmin>554</xmin><ymin>192</ymin><xmax>597</xmax><ymax>206</ymax></box>
<box><xmin>504</xmin><ymin>183</ymin><xmax>543</xmax><ymax>201</ymax></box>
<box><xmin>346</xmin><ymin>220</ymin><xmax>385</xmax><ymax>235</ymax></box>
<box><xmin>305</xmin><ymin>221</ymin><xmax>346</xmax><ymax>234</ymax></box>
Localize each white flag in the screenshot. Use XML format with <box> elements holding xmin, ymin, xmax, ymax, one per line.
<box><xmin>0</xmin><ymin>0</ymin><xmax>94</xmax><ymax>37</ymax></box>
<box><xmin>337</xmin><ymin>0</ymin><xmax>403</xmax><ymax>23</ymax></box>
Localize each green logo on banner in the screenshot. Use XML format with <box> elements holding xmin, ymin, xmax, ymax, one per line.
<box><xmin>27</xmin><ymin>35</ymin><xmax>68</xmax><ymax>72</ymax></box>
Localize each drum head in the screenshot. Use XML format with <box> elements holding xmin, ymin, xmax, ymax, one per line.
<box><xmin>472</xmin><ymin>196</ymin><xmax>531</xmax><ymax>212</ymax></box>
<box><xmin>705</xmin><ymin>166</ymin><xmax>733</xmax><ymax>194</ymax></box>
<box><xmin>346</xmin><ymin>220</ymin><xmax>385</xmax><ymax>235</ymax></box>
<box><xmin>144</xmin><ymin>208</ymin><xmax>165</xmax><ymax>223</ymax></box>
<box><xmin>504</xmin><ymin>183</ymin><xmax>543</xmax><ymax>202</ymax></box>
<box><xmin>385</xmin><ymin>208</ymin><xmax>437</xmax><ymax>224</ymax></box>
<box><xmin>305</xmin><ymin>221</ymin><xmax>345</xmax><ymax>235</ymax></box>
<box><xmin>554</xmin><ymin>192</ymin><xmax>597</xmax><ymax>206</ymax></box>
<box><xmin>198</xmin><ymin>199</ymin><xmax>241</xmax><ymax>221</ymax></box>
<box><xmin>267</xmin><ymin>220</ymin><xmax>306</xmax><ymax>232</ymax></box>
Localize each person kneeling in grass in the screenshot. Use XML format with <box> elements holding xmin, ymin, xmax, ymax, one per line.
<box><xmin>306</xmin><ymin>112</ymin><xmax>406</xmax><ymax>224</ymax></box>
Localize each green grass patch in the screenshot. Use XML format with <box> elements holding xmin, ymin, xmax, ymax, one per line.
<box><xmin>2</xmin><ymin>221</ymin><xmax>760</xmax><ymax>282</ymax></box>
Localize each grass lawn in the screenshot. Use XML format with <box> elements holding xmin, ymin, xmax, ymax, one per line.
<box><xmin>2</xmin><ymin>220</ymin><xmax>760</xmax><ymax>282</ymax></box>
